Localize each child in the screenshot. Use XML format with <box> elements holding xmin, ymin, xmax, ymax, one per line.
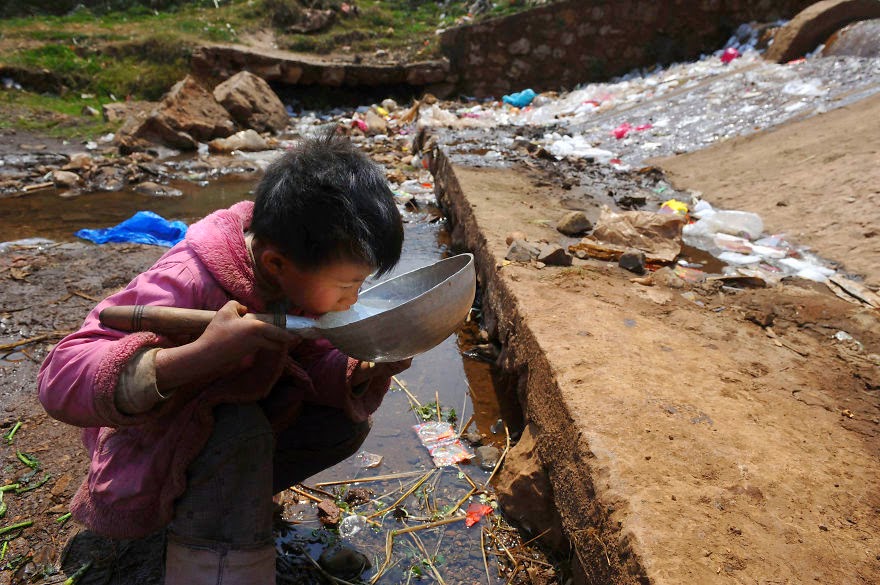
<box><xmin>38</xmin><ymin>132</ymin><xmax>412</xmax><ymax>584</ymax></box>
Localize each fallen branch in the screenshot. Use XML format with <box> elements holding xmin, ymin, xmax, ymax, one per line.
<box><xmin>483</xmin><ymin>423</ymin><xmax>511</xmax><ymax>489</ymax></box>
<box><xmin>392</xmin><ymin>375</ymin><xmax>422</xmax><ymax>408</ymax></box>
<box><xmin>0</xmin><ymin>330</ymin><xmax>72</xmax><ymax>352</ymax></box>
<box><xmin>408</xmin><ymin>531</ymin><xmax>445</xmax><ymax>584</ymax></box>
<box><xmin>289</xmin><ymin>485</ymin><xmax>322</xmax><ymax>503</ymax></box>
<box><xmin>314</xmin><ymin>470</ymin><xmax>425</xmax><ymax>488</ymax></box>
<box><xmin>367</xmin><ymin>470</ymin><xmax>435</xmax><ymax>519</ymax></box>
<box><xmin>481</xmin><ymin>529</ymin><xmax>492</xmax><ymax>585</ymax></box>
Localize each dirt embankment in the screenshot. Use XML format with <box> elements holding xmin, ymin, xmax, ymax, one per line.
<box><xmin>429</xmin><ymin>102</ymin><xmax>880</xmax><ymax>582</ymax></box>
<box><xmin>655</xmin><ymin>92</ymin><xmax>880</xmax><ymax>287</ymax></box>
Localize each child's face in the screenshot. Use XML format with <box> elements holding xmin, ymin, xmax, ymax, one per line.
<box><xmin>279</xmin><ymin>259</ymin><xmax>374</xmax><ymax>315</ymax></box>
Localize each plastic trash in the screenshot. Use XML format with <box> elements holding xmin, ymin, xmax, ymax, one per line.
<box><xmin>720</xmin><ymin>47</ymin><xmax>740</xmax><ymax>64</ymax></box>
<box><xmin>683</xmin><ymin>210</ymin><xmax>764</xmax><ymax>240</ymax></box>
<box><xmin>659</xmin><ymin>199</ymin><xmax>688</xmax><ymax>215</ymax></box>
<box><xmin>502</xmin><ymin>89</ymin><xmax>537</xmax><ymax>108</ymax></box>
<box><xmin>413</xmin><ymin>421</ymin><xmax>473</xmax><ymax>467</ymax></box>
<box><xmin>465</xmin><ymin>502</ymin><xmax>494</xmax><ymax>527</ymax></box>
<box><xmin>612</xmin><ymin>122</ymin><xmax>633</xmax><ymax>139</ymax></box>
<box><xmin>339</xmin><ymin>514</ymin><xmax>368</xmax><ymax>539</ymax></box>
<box><xmin>75</xmin><ymin>211</ymin><xmax>187</xmax><ymax>247</ymax></box>
<box><xmin>353</xmin><ymin>450</ymin><xmax>383</xmax><ymax>469</ymax></box>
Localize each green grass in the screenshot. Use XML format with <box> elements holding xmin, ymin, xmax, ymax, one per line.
<box><xmin>0</xmin><ymin>90</ymin><xmax>119</xmax><ymax>139</ymax></box>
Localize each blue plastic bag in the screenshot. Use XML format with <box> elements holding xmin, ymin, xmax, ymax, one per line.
<box><xmin>75</xmin><ymin>211</ymin><xmax>188</xmax><ymax>247</ymax></box>
<box><xmin>502</xmin><ymin>88</ymin><xmax>537</xmax><ymax>108</ymax></box>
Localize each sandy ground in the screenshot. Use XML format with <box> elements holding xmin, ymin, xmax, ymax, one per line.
<box><xmin>655</xmin><ymin>92</ymin><xmax>880</xmax><ymax>287</ymax></box>
<box><xmin>430</xmin><ymin>116</ymin><xmax>880</xmax><ymax>583</ymax></box>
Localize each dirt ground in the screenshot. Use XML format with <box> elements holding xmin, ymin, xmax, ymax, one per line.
<box><xmin>2</xmin><ymin>86</ymin><xmax>880</xmax><ymax>584</ymax></box>
<box><xmin>654</xmin><ymin>92</ymin><xmax>880</xmax><ymax>287</ymax></box>
<box><xmin>428</xmin><ymin>96</ymin><xmax>880</xmax><ymax>582</ymax></box>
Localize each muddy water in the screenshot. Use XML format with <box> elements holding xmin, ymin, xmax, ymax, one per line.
<box><xmin>2</xmin><ymin>177</ymin><xmax>517</xmax><ymax>583</ymax></box>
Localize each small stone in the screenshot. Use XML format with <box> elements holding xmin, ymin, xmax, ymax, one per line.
<box><xmin>317</xmin><ymin>499</ymin><xmax>341</xmax><ymax>527</ymax></box>
<box><xmin>463</xmin><ymin>428</ymin><xmax>483</xmax><ymax>446</ymax></box>
<box><xmin>538</xmin><ymin>243</ymin><xmax>572</xmax><ymax>266</ymax></box>
<box><xmin>556</xmin><ymin>211</ymin><xmax>592</xmax><ymax>236</ymax></box>
<box><xmin>475</xmin><ymin>445</ymin><xmax>501</xmax><ymax>471</ymax></box>
<box><xmin>134</xmin><ymin>181</ymin><xmax>183</xmax><ymax>197</ymax></box>
<box><xmin>505</xmin><ymin>231</ymin><xmax>528</xmax><ymax>246</ymax></box>
<box><xmin>818</xmin><ymin>524</ymin><xmax>829</xmax><ymax>531</ymax></box>
<box><xmin>51</xmin><ymin>170</ymin><xmax>80</xmax><ymax>188</ymax></box>
<box><xmin>619</xmin><ymin>249</ymin><xmax>646</xmax><ymax>274</ymax></box>
<box><xmin>64</xmin><ymin>152</ymin><xmax>93</xmax><ymax>170</ymax></box>
<box><xmin>505</xmin><ymin>239</ymin><xmax>539</xmax><ymax>262</ymax></box>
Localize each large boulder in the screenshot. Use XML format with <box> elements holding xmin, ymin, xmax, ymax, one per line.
<box><xmin>213</xmin><ymin>71</ymin><xmax>289</xmax><ymax>134</ymax></box>
<box><xmin>115</xmin><ymin>76</ymin><xmax>235</xmax><ymax>153</ymax></box>
<box><xmin>765</xmin><ymin>0</ymin><xmax>880</xmax><ymax>63</ymax></box>
<box><xmin>495</xmin><ymin>424</ymin><xmax>568</xmax><ymax>550</ymax></box>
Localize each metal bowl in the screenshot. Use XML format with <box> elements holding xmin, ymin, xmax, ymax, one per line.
<box><xmin>296</xmin><ymin>253</ymin><xmax>476</xmax><ymax>362</ymax></box>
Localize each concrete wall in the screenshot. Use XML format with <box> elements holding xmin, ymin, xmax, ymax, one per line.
<box><xmin>440</xmin><ymin>0</ymin><xmax>817</xmax><ymax>98</ymax></box>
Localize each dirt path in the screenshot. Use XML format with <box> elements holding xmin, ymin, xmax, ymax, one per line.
<box><xmin>431</xmin><ymin>144</ymin><xmax>880</xmax><ymax>583</ymax></box>
<box><xmin>654</xmin><ymin>92</ymin><xmax>880</xmax><ymax>287</ymax></box>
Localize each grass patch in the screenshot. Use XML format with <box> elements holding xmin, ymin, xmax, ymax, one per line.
<box><xmin>0</xmin><ymin>90</ymin><xmax>119</xmax><ymax>139</ymax></box>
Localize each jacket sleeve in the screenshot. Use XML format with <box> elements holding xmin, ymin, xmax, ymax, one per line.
<box><xmin>291</xmin><ymin>339</ymin><xmax>391</xmax><ymax>423</ymax></box>
<box><xmin>38</xmin><ymin>259</ymin><xmax>202</xmax><ymax>429</ymax></box>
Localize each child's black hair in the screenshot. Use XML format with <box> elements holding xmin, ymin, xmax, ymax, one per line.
<box><xmin>251</xmin><ymin>131</ymin><xmax>403</xmax><ymax>276</ymax></box>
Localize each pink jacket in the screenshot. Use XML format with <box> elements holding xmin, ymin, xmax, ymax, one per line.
<box><xmin>38</xmin><ymin>201</ymin><xmax>389</xmax><ymax>539</ymax></box>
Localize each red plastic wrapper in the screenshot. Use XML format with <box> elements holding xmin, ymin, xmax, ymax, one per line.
<box><xmin>465</xmin><ymin>502</ymin><xmax>494</xmax><ymax>527</ymax></box>
<box><xmin>721</xmin><ymin>47</ymin><xmax>740</xmax><ymax>64</ymax></box>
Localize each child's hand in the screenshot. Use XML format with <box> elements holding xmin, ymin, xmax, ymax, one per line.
<box><xmin>195</xmin><ymin>301</ymin><xmax>299</xmax><ymax>368</ymax></box>
<box><xmin>350</xmin><ymin>358</ymin><xmax>413</xmax><ymax>388</ymax></box>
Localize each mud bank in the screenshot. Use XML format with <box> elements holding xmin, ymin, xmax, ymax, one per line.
<box><xmin>426</xmin><ymin>139</ymin><xmax>880</xmax><ymax>583</ymax></box>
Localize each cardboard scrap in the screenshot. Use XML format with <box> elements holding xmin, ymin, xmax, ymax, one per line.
<box><xmin>569</xmin><ymin>208</ymin><xmax>685</xmax><ymax>264</ymax></box>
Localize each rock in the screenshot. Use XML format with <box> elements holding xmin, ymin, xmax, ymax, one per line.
<box><xmin>765</xmin><ymin>0</ymin><xmax>880</xmax><ymax>63</ymax></box>
<box><xmin>538</xmin><ymin>243</ymin><xmax>573</xmax><ymax>267</ymax></box>
<box><xmin>495</xmin><ymin>424</ymin><xmax>568</xmax><ymax>550</ymax></box>
<box><xmin>343</xmin><ymin>487</ymin><xmax>373</xmax><ymax>507</ymax></box>
<box><xmin>317</xmin><ymin>499</ymin><xmax>341</xmax><ymax>527</ymax></box>
<box><xmin>506</xmin><ymin>231</ymin><xmax>528</xmax><ymax>246</ymax></box>
<box><xmin>102</xmin><ymin>100</ymin><xmax>155</xmax><ymax>123</ymax></box>
<box><xmin>116</xmin><ymin>76</ymin><xmax>235</xmax><ymax>153</ymax></box>
<box><xmin>63</xmin><ymin>152</ymin><xmax>93</xmax><ymax>171</ymax></box>
<box><xmin>556</xmin><ymin>210</ymin><xmax>592</xmax><ymax>236</ymax></box>
<box><xmin>81</xmin><ymin>105</ymin><xmax>99</xmax><ymax>117</ymax></box>
<box><xmin>134</xmin><ymin>181</ymin><xmax>183</xmax><ymax>197</ymax></box>
<box><xmin>364</xmin><ymin>110</ymin><xmax>387</xmax><ymax>135</ymax></box>
<box><xmin>318</xmin><ymin>544</ymin><xmax>371</xmax><ymax>580</ymax></box>
<box><xmin>475</xmin><ymin>445</ymin><xmax>501</xmax><ymax>471</ymax></box>
<box><xmin>213</xmin><ymin>71</ymin><xmax>289</xmax><ymax>133</ymax></box>
<box><xmin>51</xmin><ymin>170</ymin><xmax>80</xmax><ymax>188</ymax></box>
<box><xmin>207</xmin><ymin>129</ymin><xmax>270</xmax><ymax>153</ymax></box>
<box><xmin>92</xmin><ymin>167</ymin><xmax>126</xmax><ymax>192</ymax></box>
<box><xmin>287</xmin><ymin>8</ymin><xmax>336</xmax><ymax>34</ymax></box>
<box><xmin>619</xmin><ymin>249</ymin><xmax>647</xmax><ymax>274</ymax></box>
<box><xmin>505</xmin><ymin>239</ymin><xmax>540</xmax><ymax>262</ymax></box>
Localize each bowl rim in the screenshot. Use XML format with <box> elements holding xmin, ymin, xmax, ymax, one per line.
<box><xmin>318</xmin><ymin>252</ymin><xmax>475</xmax><ymax>332</ymax></box>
